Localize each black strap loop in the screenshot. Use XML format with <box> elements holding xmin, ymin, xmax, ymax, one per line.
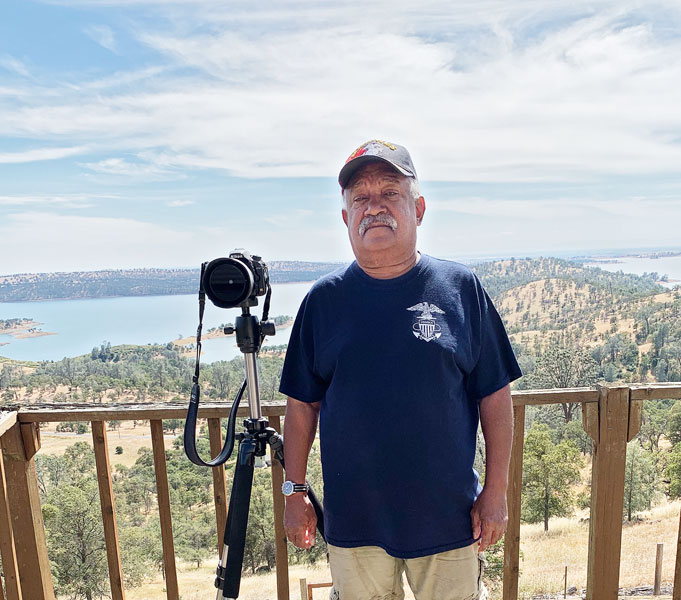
<box><xmin>184</xmin><ymin>261</ymin><xmax>246</xmax><ymax>468</ymax></box>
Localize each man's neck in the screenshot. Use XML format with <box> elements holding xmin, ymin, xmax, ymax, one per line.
<box><xmin>356</xmin><ymin>251</ymin><xmax>421</xmax><ymax>280</ymax></box>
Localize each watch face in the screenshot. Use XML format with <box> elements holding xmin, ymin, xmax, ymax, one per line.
<box><xmin>282</xmin><ymin>481</ymin><xmax>294</xmax><ymax>496</ymax></box>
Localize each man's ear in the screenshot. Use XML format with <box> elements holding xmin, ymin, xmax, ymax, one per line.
<box><xmin>342</xmin><ymin>209</ymin><xmax>348</xmax><ymax>226</ymax></box>
<box><xmin>416</xmin><ymin>197</ymin><xmax>426</xmax><ymax>225</ymax></box>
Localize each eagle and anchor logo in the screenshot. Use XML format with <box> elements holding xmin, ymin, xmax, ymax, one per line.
<box><xmin>407</xmin><ymin>302</ymin><xmax>445</xmax><ymax>342</ymax></box>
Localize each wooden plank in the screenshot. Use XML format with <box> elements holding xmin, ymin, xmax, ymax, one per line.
<box><xmin>92</xmin><ymin>421</ymin><xmax>125</xmax><ymax>600</ymax></box>
<box><xmin>586</xmin><ymin>387</ymin><xmax>630</xmax><ymax>600</ymax></box>
<box><xmin>631</xmin><ymin>384</ymin><xmax>681</xmax><ymax>401</ymax></box>
<box><xmin>1</xmin><ymin>423</ymin><xmax>54</xmax><ymax>599</ymax></box>
<box><xmin>655</xmin><ymin>543</ymin><xmax>664</xmax><ymax>595</ymax></box>
<box><xmin>18</xmin><ymin>402</ymin><xmax>287</xmax><ymax>423</ymax></box>
<box><xmin>268</xmin><ymin>416</ymin><xmax>289</xmax><ymax>600</ymax></box>
<box><xmin>207</xmin><ymin>418</ymin><xmax>228</xmax><ymax>553</ymax></box>
<box><xmin>0</xmin><ymin>432</ymin><xmax>23</xmax><ymax>600</ymax></box>
<box><xmin>512</xmin><ymin>388</ymin><xmax>600</xmax><ymax>406</ymax></box>
<box><xmin>628</xmin><ymin>399</ymin><xmax>643</xmax><ymax>442</ymax></box>
<box><xmin>503</xmin><ymin>404</ymin><xmax>525</xmax><ymax>600</ymax></box>
<box><xmin>308</xmin><ymin>582</ymin><xmax>333</xmax><ymax>600</ymax></box>
<box><xmin>19</xmin><ymin>423</ymin><xmax>40</xmax><ymax>460</ymax></box>
<box><xmin>0</xmin><ymin>412</ymin><xmax>18</xmax><ymax>438</ymax></box>
<box><xmin>673</xmin><ymin>509</ymin><xmax>681</xmax><ymax>600</ymax></box>
<box><xmin>582</xmin><ymin>401</ymin><xmax>599</xmax><ymax>444</ymax></box>
<box><xmin>150</xmin><ymin>420</ymin><xmax>179</xmax><ymax>600</ymax></box>
<box><xmin>299</xmin><ymin>578</ymin><xmax>307</xmax><ymax>600</ymax></box>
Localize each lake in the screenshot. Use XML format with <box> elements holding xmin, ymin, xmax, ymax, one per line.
<box><xmin>584</xmin><ymin>255</ymin><xmax>681</xmax><ymax>289</ymax></box>
<box><xmin>0</xmin><ymin>282</ymin><xmax>313</xmax><ymax>363</ymax></box>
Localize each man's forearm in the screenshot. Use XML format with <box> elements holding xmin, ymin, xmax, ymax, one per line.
<box><xmin>479</xmin><ymin>384</ymin><xmax>514</xmax><ymax>490</ymax></box>
<box><xmin>283</xmin><ymin>396</ymin><xmax>321</xmax><ymax>482</ymax></box>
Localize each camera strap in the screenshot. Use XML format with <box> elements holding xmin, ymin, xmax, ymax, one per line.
<box><xmin>184</xmin><ymin>262</ymin><xmax>242</xmax><ymax>467</ymax></box>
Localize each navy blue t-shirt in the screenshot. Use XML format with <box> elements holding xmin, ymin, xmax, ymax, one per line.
<box><xmin>279</xmin><ymin>254</ymin><xmax>522</xmax><ymax>558</ymax></box>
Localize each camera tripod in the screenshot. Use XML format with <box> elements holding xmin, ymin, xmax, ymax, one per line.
<box><xmin>205</xmin><ymin>309</ymin><xmax>324</xmax><ymax>599</ymax></box>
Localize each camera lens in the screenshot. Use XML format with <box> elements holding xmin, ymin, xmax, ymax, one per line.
<box><xmin>203</xmin><ymin>258</ymin><xmax>254</xmax><ymax>309</ymax></box>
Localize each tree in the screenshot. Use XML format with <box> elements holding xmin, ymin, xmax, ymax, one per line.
<box><xmin>42</xmin><ymin>480</ymin><xmax>109</xmax><ymax>600</ymax></box>
<box><xmin>521</xmin><ymin>423</ymin><xmax>582</xmax><ymax>531</ymax></box>
<box><xmin>666</xmin><ymin>442</ymin><xmax>681</xmax><ymax>499</ymax></box>
<box><xmin>623</xmin><ymin>442</ymin><xmax>658</xmax><ymax>521</ymax></box>
<box><xmin>639</xmin><ymin>400</ymin><xmax>672</xmax><ymax>452</ymax></box>
<box><xmin>524</xmin><ymin>341</ymin><xmax>599</xmax><ymax>422</ymax></box>
<box><xmin>668</xmin><ymin>401</ymin><xmax>681</xmax><ymax>446</ymax></box>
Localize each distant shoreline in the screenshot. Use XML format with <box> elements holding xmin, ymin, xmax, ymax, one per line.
<box><xmin>172</xmin><ymin>318</ymin><xmax>295</xmax><ymax>347</ymax></box>
<box><xmin>0</xmin><ymin>282</ymin><xmax>316</xmax><ymax>304</ymax></box>
<box><xmin>0</xmin><ymin>320</ymin><xmax>56</xmax><ymax>342</ymax></box>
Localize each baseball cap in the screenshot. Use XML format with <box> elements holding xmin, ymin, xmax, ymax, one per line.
<box><xmin>338</xmin><ymin>140</ymin><xmax>417</xmax><ymax>189</ymax></box>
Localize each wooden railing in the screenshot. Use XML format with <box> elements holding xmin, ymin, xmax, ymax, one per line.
<box><xmin>1</xmin><ymin>384</ymin><xmax>681</xmax><ymax>600</ymax></box>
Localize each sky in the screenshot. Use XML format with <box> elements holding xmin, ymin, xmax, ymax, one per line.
<box><xmin>1</xmin><ymin>1</ymin><xmax>681</xmax><ymax>274</ymax></box>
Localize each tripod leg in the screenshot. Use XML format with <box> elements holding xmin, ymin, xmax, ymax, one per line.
<box><xmin>217</xmin><ymin>436</ymin><xmax>256</xmax><ymax>599</ymax></box>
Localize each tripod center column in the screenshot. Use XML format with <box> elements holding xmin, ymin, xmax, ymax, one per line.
<box><xmin>244</xmin><ymin>353</ymin><xmax>262</xmax><ymax>419</ymax></box>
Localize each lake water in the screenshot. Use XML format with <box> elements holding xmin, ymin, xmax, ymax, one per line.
<box><xmin>584</xmin><ymin>255</ymin><xmax>681</xmax><ymax>289</ymax></box>
<box><xmin>0</xmin><ymin>282</ymin><xmax>313</xmax><ymax>362</ymax></box>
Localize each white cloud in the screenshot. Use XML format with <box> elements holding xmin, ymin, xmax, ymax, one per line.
<box><xmin>0</xmin><ymin>194</ymin><xmax>98</xmax><ymax>208</ymax></box>
<box><xmin>3</xmin><ymin>3</ymin><xmax>681</xmax><ymax>182</ymax></box>
<box><xmin>81</xmin><ymin>157</ymin><xmax>186</xmax><ymax>180</ymax></box>
<box><xmin>167</xmin><ymin>199</ymin><xmax>194</xmax><ymax>207</ymax></box>
<box><xmin>0</xmin><ymin>212</ymin><xmax>195</xmax><ymax>273</ymax></box>
<box><xmin>83</xmin><ymin>25</ymin><xmax>118</xmax><ymax>52</ymax></box>
<box><xmin>0</xmin><ymin>55</ymin><xmax>31</xmax><ymax>78</ymax></box>
<box><xmin>0</xmin><ymin>146</ymin><xmax>88</xmax><ymax>164</ymax></box>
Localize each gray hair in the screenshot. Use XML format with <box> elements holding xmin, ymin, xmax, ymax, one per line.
<box><xmin>342</xmin><ymin>177</ymin><xmax>421</xmax><ymax>208</ymax></box>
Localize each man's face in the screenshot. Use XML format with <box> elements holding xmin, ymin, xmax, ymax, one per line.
<box><xmin>341</xmin><ymin>162</ymin><xmax>425</xmax><ymax>266</ymax></box>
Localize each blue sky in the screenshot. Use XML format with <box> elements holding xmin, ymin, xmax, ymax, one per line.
<box><xmin>2</xmin><ymin>1</ymin><xmax>681</xmax><ymax>274</ymax></box>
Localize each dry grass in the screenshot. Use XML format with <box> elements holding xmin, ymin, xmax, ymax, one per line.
<box><xmin>39</xmin><ymin>420</ymin><xmax>175</xmax><ymax>469</ymax></box>
<box><xmin>124</xmin><ymin>561</ymin><xmax>336</xmax><ymax>600</ymax></box>
<box><xmin>117</xmin><ymin>501</ymin><xmax>681</xmax><ymax>600</ymax></box>
<box><xmin>515</xmin><ymin>500</ymin><xmax>681</xmax><ymax>599</ymax></box>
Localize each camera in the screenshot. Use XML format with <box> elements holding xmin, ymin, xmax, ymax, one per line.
<box><xmin>202</xmin><ymin>250</ymin><xmax>270</xmax><ymax>309</ymax></box>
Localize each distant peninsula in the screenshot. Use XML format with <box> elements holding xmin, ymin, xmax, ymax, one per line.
<box><xmin>0</xmin><ymin>318</ymin><xmax>56</xmax><ymax>344</ymax></box>
<box><xmin>0</xmin><ymin>261</ymin><xmax>344</xmax><ymax>303</ymax></box>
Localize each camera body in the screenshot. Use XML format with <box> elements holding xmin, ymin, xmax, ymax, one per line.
<box><xmin>202</xmin><ymin>249</ymin><xmax>270</xmax><ymax>309</ymax></box>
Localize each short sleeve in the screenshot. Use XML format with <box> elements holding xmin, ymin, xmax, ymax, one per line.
<box><xmin>278</xmin><ymin>292</ymin><xmax>328</xmax><ymax>403</ymax></box>
<box><xmin>465</xmin><ymin>275</ymin><xmax>523</xmax><ymax>401</ymax></box>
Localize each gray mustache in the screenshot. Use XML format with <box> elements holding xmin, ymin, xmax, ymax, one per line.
<box><xmin>358</xmin><ymin>214</ymin><xmax>398</xmax><ymax>236</ymax></box>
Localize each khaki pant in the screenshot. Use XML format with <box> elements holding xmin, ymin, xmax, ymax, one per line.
<box><xmin>327</xmin><ymin>542</ymin><xmax>487</xmax><ymax>600</ymax></box>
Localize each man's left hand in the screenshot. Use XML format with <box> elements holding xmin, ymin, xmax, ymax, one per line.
<box><xmin>470</xmin><ymin>485</ymin><xmax>508</xmax><ymax>552</ymax></box>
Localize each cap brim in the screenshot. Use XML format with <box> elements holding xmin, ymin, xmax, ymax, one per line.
<box><xmin>338</xmin><ymin>156</ymin><xmax>413</xmax><ymax>189</ymax></box>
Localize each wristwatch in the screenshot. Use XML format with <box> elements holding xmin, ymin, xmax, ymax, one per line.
<box><xmin>282</xmin><ymin>480</ymin><xmax>309</xmax><ymax>496</ymax></box>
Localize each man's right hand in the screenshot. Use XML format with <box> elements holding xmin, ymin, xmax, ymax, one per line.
<box><xmin>284</xmin><ymin>493</ymin><xmax>317</xmax><ymax>549</ymax></box>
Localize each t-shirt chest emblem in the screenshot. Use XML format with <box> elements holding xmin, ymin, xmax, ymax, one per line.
<box><xmin>407</xmin><ymin>302</ymin><xmax>445</xmax><ymax>342</ymax></box>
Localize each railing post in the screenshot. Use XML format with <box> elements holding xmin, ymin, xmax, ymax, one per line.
<box><xmin>150</xmin><ymin>420</ymin><xmax>179</xmax><ymax>600</ymax></box>
<box><xmin>503</xmin><ymin>404</ymin><xmax>525</xmax><ymax>600</ymax></box>
<box><xmin>674</xmin><ymin>508</ymin><xmax>681</xmax><ymax>600</ymax></box>
<box><xmin>208</xmin><ymin>417</ymin><xmax>229</xmax><ymax>554</ymax></box>
<box><xmin>0</xmin><ymin>424</ymin><xmax>23</xmax><ymax>600</ymax></box>
<box><xmin>92</xmin><ymin>421</ymin><xmax>125</xmax><ymax>600</ymax></box>
<box><xmin>1</xmin><ymin>422</ymin><xmax>54</xmax><ymax>600</ymax></box>
<box><xmin>584</xmin><ymin>387</ymin><xmax>632</xmax><ymax>600</ymax></box>
<box><xmin>269</xmin><ymin>415</ymin><xmax>290</xmax><ymax>600</ymax></box>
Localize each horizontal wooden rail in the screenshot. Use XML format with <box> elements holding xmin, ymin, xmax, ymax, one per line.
<box><xmin>13</xmin><ymin>385</ymin><xmax>681</xmax><ymax>425</ymax></box>
<box><xmin>16</xmin><ymin>402</ymin><xmax>287</xmax><ymax>423</ymax></box>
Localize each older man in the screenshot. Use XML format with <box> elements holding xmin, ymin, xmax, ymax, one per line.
<box><xmin>279</xmin><ymin>140</ymin><xmax>521</xmax><ymax>600</ymax></box>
